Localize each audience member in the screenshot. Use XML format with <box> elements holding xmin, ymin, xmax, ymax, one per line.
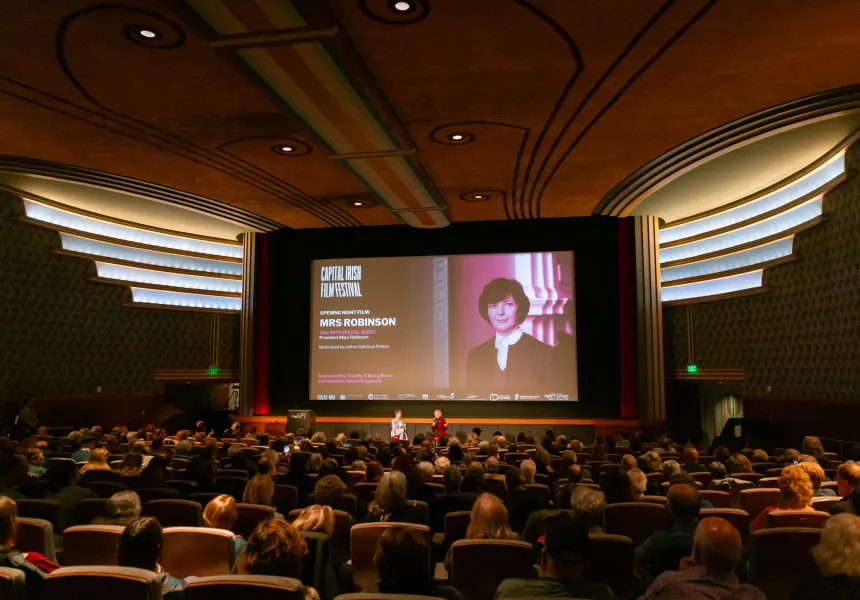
<box><xmin>365</xmin><ymin>460</ymin><xmax>383</xmax><ymax>483</ymax></box>
<box><xmin>236</xmin><ymin>519</ymin><xmax>319</xmax><ymax>600</ymax></box>
<box><xmin>521</xmin><ymin>459</ymin><xmax>537</xmax><ymax>484</ymax></box>
<box><xmin>292</xmin><ymin>504</ymin><xmax>335</xmax><ymax>536</ymax></box>
<box><xmin>486</xmin><ymin>456</ymin><xmax>501</xmax><ymax>475</ymax></box>
<box><xmin>46</xmin><ymin>460</ymin><xmax>97</xmax><ymax>530</ymax></box>
<box><xmin>120</xmin><ymin>452</ymin><xmax>143</xmax><ymax>477</ymax></box>
<box><xmin>570</xmin><ymin>486</ymin><xmax>605</xmax><ymax>533</ymax></box>
<box><xmin>0</xmin><ymin>497</ymin><xmax>53</xmax><ymax>594</ymax></box>
<box><xmin>79</xmin><ymin>447</ymin><xmax>111</xmax><ymax>475</ymax></box>
<box><xmin>639</xmin><ymin>517</ymin><xmax>764</xmax><ymax>599</ymax></box>
<box><xmin>832</xmin><ymin>461</ymin><xmax>860</xmax><ymax>515</ymax></box>
<box><xmin>791</xmin><ymin>513</ymin><xmax>860</xmax><ymax>599</ymax></box>
<box><xmin>94</xmin><ymin>491</ymin><xmax>142</xmax><ymax>526</ymax></box>
<box><xmin>802</xmin><ymin>437</ymin><xmax>833</xmax><ymax>468</ymax></box>
<box><xmin>682</xmin><ymin>447</ymin><xmax>708</xmax><ymax>474</ymax></box>
<box><xmin>635</xmin><ymin>484</ymin><xmax>700</xmax><ymax>582</ymax></box>
<box><xmin>203</xmin><ymin>494</ymin><xmax>246</xmax><ymax>556</ymax></box>
<box><xmin>662</xmin><ymin>459</ymin><xmax>681</xmax><ymax>481</ymax></box>
<box><xmin>467</xmin><ymin>493</ymin><xmax>517</xmax><ymax>540</ymax></box>
<box><xmin>26</xmin><ymin>448</ymin><xmax>45</xmax><ymax>478</ymax></box>
<box><xmin>365</xmin><ymin>526</ymin><xmax>462</xmax><ymax>600</ymax></box>
<box><xmin>117</xmin><ymin>517</ymin><xmax>184</xmax><ymax>599</ymax></box>
<box><xmin>496</xmin><ymin>513</ymin><xmax>614</xmax><ymax>599</ymax></box>
<box><xmin>621</xmin><ymin>454</ymin><xmax>637</xmax><ymax>471</ymax></box>
<box><xmin>462</xmin><ymin>462</ymin><xmax>486</xmax><ymax>495</ymax></box>
<box><xmin>751</xmin><ymin>448</ymin><xmax>769</xmax><ymax>463</ymax></box>
<box><xmin>366</xmin><ymin>471</ymin><xmax>427</xmax><ymax>525</ymax></box>
<box><xmin>243</xmin><ymin>474</ymin><xmax>283</xmax><ymax>517</ymax></box>
<box><xmin>750</xmin><ymin>465</ymin><xmax>815</xmax><ymax>531</ymax></box>
<box><xmin>435</xmin><ymin>456</ymin><xmax>451</xmax><ymax>474</ymax></box>
<box><xmin>505</xmin><ymin>467</ymin><xmax>547</xmax><ymax>533</ymax></box>
<box><xmin>313</xmin><ymin>475</ymin><xmax>351</xmax><ymax>516</ymax></box>
<box><xmin>602</xmin><ymin>465</ymin><xmax>637</xmax><ymax>505</ymax></box>
<box><xmin>798</xmin><ymin>461</ymin><xmax>836</xmax><ymax>498</ymax></box>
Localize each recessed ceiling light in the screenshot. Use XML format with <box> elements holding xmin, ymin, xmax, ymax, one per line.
<box><xmin>352</xmin><ymin>201</ymin><xmax>364</xmax><ymax>207</ymax></box>
<box><xmin>472</xmin><ymin>195</ymin><xmax>486</xmax><ymax>199</ymax></box>
<box><xmin>394</xmin><ymin>1</ymin><xmax>412</xmax><ymax>10</ymax></box>
<box><xmin>450</xmin><ymin>134</ymin><xmax>464</xmax><ymax>141</ymax></box>
<box><xmin>139</xmin><ymin>29</ymin><xmax>157</xmax><ymax>39</ymax></box>
<box><xmin>280</xmin><ymin>146</ymin><xmax>294</xmax><ymax>152</ymax></box>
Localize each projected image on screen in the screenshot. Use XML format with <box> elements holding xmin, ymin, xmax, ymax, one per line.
<box><xmin>310</xmin><ymin>251</ymin><xmax>576</xmax><ymax>401</ymax></box>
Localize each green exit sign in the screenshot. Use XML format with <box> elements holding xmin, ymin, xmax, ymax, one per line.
<box><xmin>207</xmin><ymin>367</ymin><xmax>220</xmax><ymax>375</ymax></box>
<box><xmin>687</xmin><ymin>364</ymin><xmax>698</xmax><ymax>373</ymax></box>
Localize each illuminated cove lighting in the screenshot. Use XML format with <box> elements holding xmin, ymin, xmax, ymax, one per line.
<box><xmin>24</xmin><ymin>200</ymin><xmax>242</xmax><ymax>258</ymax></box>
<box><xmin>661</xmin><ymin>270</ymin><xmax>763</xmax><ymax>303</ymax></box>
<box><xmin>130</xmin><ymin>288</ymin><xmax>241</xmax><ymax>311</ymax></box>
<box><xmin>660</xmin><ymin>198</ymin><xmax>822</xmax><ymax>264</ymax></box>
<box><xmin>96</xmin><ymin>263</ymin><xmax>242</xmax><ymax>294</ymax></box>
<box><xmin>661</xmin><ymin>153</ymin><xmax>844</xmax><ymax>243</ymax></box>
<box><xmin>59</xmin><ymin>234</ymin><xmax>243</xmax><ymax>276</ymax></box>
<box><xmin>661</xmin><ymin>237</ymin><xmax>794</xmax><ymax>283</ymax></box>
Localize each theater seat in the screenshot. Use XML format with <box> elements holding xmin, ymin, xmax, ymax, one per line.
<box><xmin>604</xmin><ymin>503</ymin><xmax>669</xmax><ymax>547</ymax></box>
<box><xmin>142</xmin><ymin>499</ymin><xmax>202</xmax><ymax>528</ymax></box>
<box><xmin>185</xmin><ymin>575</ymin><xmax>304</xmax><ymax>600</ymax></box>
<box><xmin>334</xmin><ymin>594</ymin><xmax>442</xmax><ymax>600</ymax></box>
<box><xmin>273</xmin><ymin>485</ymin><xmax>299</xmax><ymax>515</ymax></box>
<box><xmin>14</xmin><ymin>518</ymin><xmax>57</xmax><ymax>563</ymax></box>
<box><xmin>350</xmin><ymin>523</ymin><xmax>431</xmax><ymax>591</ymax></box>
<box><xmin>136</xmin><ymin>487</ymin><xmax>180</xmax><ymax>504</ymax></box>
<box><xmin>450</xmin><ymin>539</ymin><xmax>535</xmax><ymax>600</ymax></box>
<box><xmin>698</xmin><ymin>490</ymin><xmax>731</xmax><ymax>509</ymax></box>
<box><xmin>15</xmin><ymin>500</ymin><xmax>61</xmax><ymax>531</ymax></box>
<box><xmin>85</xmin><ymin>481</ymin><xmax>129</xmax><ymax>499</ymax></box>
<box><xmin>214</xmin><ymin>476</ymin><xmax>248</xmax><ymax>501</ymax></box>
<box><xmin>739</xmin><ymin>489</ymin><xmax>780</xmax><ymax>521</ymax></box>
<box><xmin>0</xmin><ymin>566</ymin><xmax>26</xmax><ymax>600</ymax></box>
<box><xmin>587</xmin><ymin>533</ymin><xmax>635</xmax><ymax>597</ymax></box>
<box><xmin>188</xmin><ymin>492</ymin><xmax>221</xmax><ymax>507</ymax></box>
<box><xmin>233</xmin><ymin>503</ymin><xmax>275</xmax><ymax>539</ymax></box>
<box><xmin>811</xmin><ymin>496</ymin><xmax>843</xmax><ymax>513</ymax></box>
<box><xmin>767</xmin><ymin>510</ymin><xmax>830</xmax><ymax>529</ymax></box>
<box><xmin>749</xmin><ymin>528</ymin><xmax>821</xmax><ymax>600</ymax></box>
<box><xmin>76</xmin><ymin>498</ymin><xmax>110</xmax><ymax>525</ymax></box>
<box><xmin>45</xmin><ymin>566</ymin><xmax>163</xmax><ymax>599</ymax></box>
<box><xmin>165</xmin><ymin>480</ymin><xmax>198</xmax><ymax>498</ymax></box>
<box><xmin>63</xmin><ymin>525</ymin><xmax>125</xmax><ymax>566</ymax></box>
<box><xmin>161</xmin><ymin>527</ymin><xmax>236</xmax><ymax>579</ymax></box>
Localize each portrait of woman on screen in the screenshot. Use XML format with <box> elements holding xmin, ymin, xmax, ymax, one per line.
<box><xmin>465</xmin><ymin>277</ymin><xmax>553</xmax><ymax>396</ymax></box>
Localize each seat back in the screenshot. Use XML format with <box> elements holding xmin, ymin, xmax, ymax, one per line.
<box><xmin>810</xmin><ymin>496</ymin><xmax>843</xmax><ymax>513</ymax></box>
<box><xmin>587</xmin><ymin>533</ymin><xmax>635</xmax><ymax>597</ymax></box>
<box><xmin>45</xmin><ymin>566</ymin><xmax>162</xmax><ymax>599</ymax></box>
<box><xmin>640</xmin><ymin>496</ymin><xmax>667</xmax><ymax>506</ymax></box>
<box><xmin>15</xmin><ymin>500</ymin><xmax>61</xmax><ymax>530</ymax></box>
<box><xmin>218</xmin><ymin>469</ymin><xmax>250</xmax><ymax>479</ymax></box>
<box><xmin>0</xmin><ymin>566</ymin><xmax>25</xmax><ymax>600</ymax></box>
<box><xmin>136</xmin><ymin>487</ymin><xmax>180</xmax><ymax>504</ymax></box>
<box><xmin>767</xmin><ymin>510</ymin><xmax>830</xmax><ymax>529</ymax></box>
<box><xmin>188</xmin><ymin>492</ymin><xmax>221</xmax><ymax>507</ymax></box>
<box><xmin>81</xmin><ymin>469</ymin><xmax>122</xmax><ymax>483</ymax></box>
<box><xmin>165</xmin><ymin>480</ymin><xmax>199</xmax><ymax>498</ymax></box>
<box><xmin>273</xmin><ymin>485</ymin><xmax>299</xmax><ymax>515</ymax></box>
<box><xmin>14</xmin><ymin>517</ymin><xmax>57</xmax><ymax>563</ymax></box>
<box><xmin>524</xmin><ymin>484</ymin><xmax>551</xmax><ymax>505</ymax></box>
<box><xmin>757</xmin><ymin>477</ymin><xmax>779</xmax><ymax>489</ymax></box>
<box><xmin>739</xmin><ymin>488</ymin><xmax>781</xmax><ymax>521</ymax></box>
<box><xmin>214</xmin><ymin>476</ymin><xmax>248</xmax><ymax>501</ymax></box>
<box><xmin>504</xmin><ymin>453</ymin><xmax>528</xmax><ymax>465</ymax></box>
<box><xmin>450</xmin><ymin>539</ymin><xmax>535</xmax><ymax>600</ymax></box>
<box><xmin>431</xmin><ymin>494</ymin><xmax>475</xmax><ymax>533</ymax></box>
<box><xmin>142</xmin><ymin>499</ymin><xmax>202</xmax><ymax>528</ymax></box>
<box><xmin>162</xmin><ymin>527</ymin><xmax>235</xmax><ymax>579</ymax></box>
<box><xmin>698</xmin><ymin>490</ymin><xmax>731</xmax><ymax>509</ymax></box>
<box><xmin>86</xmin><ymin>481</ymin><xmax>129</xmax><ymax>499</ymax></box>
<box><xmin>727</xmin><ymin>479</ymin><xmax>755</xmax><ymax>508</ymax></box>
<box><xmin>603</xmin><ymin>502</ymin><xmax>669</xmax><ymax>547</ymax></box>
<box><xmin>732</xmin><ymin>472</ymin><xmax>763</xmax><ymax>484</ymax></box>
<box><xmin>699</xmin><ymin>509</ymin><xmax>750</xmax><ymax>543</ymax></box>
<box><xmin>185</xmin><ymin>575</ymin><xmax>303</xmax><ymax>600</ymax></box>
<box><xmin>689</xmin><ymin>472</ymin><xmax>714</xmax><ymax>487</ymax></box>
<box><xmin>234</xmin><ymin>503</ymin><xmax>275</xmax><ymax>540</ymax></box>
<box><xmin>75</xmin><ymin>498</ymin><xmax>110</xmax><ymax>525</ymax></box>
<box><xmin>63</xmin><ymin>525</ymin><xmax>125</xmax><ymax>566</ymax></box>
<box><xmin>444</xmin><ymin>511</ymin><xmax>472</xmax><ymax>545</ymax></box>
<box><xmin>350</xmin><ymin>523</ymin><xmax>430</xmax><ymax>591</ymax></box>
<box><xmin>749</xmin><ymin>527</ymin><xmax>821</xmax><ymax>599</ymax></box>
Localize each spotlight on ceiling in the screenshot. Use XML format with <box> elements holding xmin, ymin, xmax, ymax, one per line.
<box><xmin>279</xmin><ymin>145</ymin><xmax>294</xmax><ymax>153</ymax></box>
<box><xmin>394</xmin><ymin>1</ymin><xmax>412</xmax><ymax>11</ymax></box>
<box><xmin>271</xmin><ymin>140</ymin><xmax>311</xmax><ymax>156</ymax></box>
<box><xmin>342</xmin><ymin>197</ymin><xmax>376</xmax><ymax>208</ymax></box>
<box><xmin>450</xmin><ymin>134</ymin><xmax>464</xmax><ymax>141</ymax></box>
<box><xmin>459</xmin><ymin>191</ymin><xmax>493</xmax><ymax>202</ymax></box>
<box><xmin>472</xmin><ymin>195</ymin><xmax>486</xmax><ymax>200</ymax></box>
<box><xmin>139</xmin><ymin>29</ymin><xmax>157</xmax><ymax>39</ymax></box>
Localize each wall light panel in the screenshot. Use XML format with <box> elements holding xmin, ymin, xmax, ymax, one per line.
<box><xmin>25</xmin><ymin>200</ymin><xmax>242</xmax><ymax>258</ymax></box>
<box><xmin>130</xmin><ymin>288</ymin><xmax>241</xmax><ymax>311</ymax></box>
<box><xmin>661</xmin><ymin>237</ymin><xmax>794</xmax><ymax>283</ymax></box>
<box><xmin>661</xmin><ymin>270</ymin><xmax>763</xmax><ymax>303</ymax></box>
<box><xmin>96</xmin><ymin>263</ymin><xmax>242</xmax><ymax>294</ymax></box>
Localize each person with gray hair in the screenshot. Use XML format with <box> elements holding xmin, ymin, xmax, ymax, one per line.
<box><xmin>479</xmin><ymin>440</ymin><xmax>491</xmax><ymax>455</ymax></box>
<box><xmin>435</xmin><ymin>456</ymin><xmax>451</xmax><ymax>474</ymax></box>
<box><xmin>94</xmin><ymin>491</ymin><xmax>142</xmax><ymax>526</ymax></box>
<box><xmin>520</xmin><ymin>459</ymin><xmax>537</xmax><ymax>485</ymax></box>
<box><xmin>365</xmin><ymin>471</ymin><xmax>427</xmax><ymax>525</ymax></box>
<box><xmin>416</xmin><ymin>461</ymin><xmax>435</xmax><ymax>482</ymax></box>
<box><xmin>486</xmin><ymin>456</ymin><xmax>501</xmax><ymax>475</ymax></box>
<box><xmin>662</xmin><ymin>459</ymin><xmax>681</xmax><ymax>481</ymax></box>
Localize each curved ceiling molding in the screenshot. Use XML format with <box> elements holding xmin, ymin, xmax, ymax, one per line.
<box><xmin>8</xmin><ymin>185</ymin><xmax>244</xmax><ymax>314</ymax></box>
<box><xmin>597</xmin><ymin>84</ymin><xmax>860</xmax><ymax>217</ymax></box>
<box><xmin>186</xmin><ymin>0</ymin><xmax>448</xmax><ymax>228</ymax></box>
<box><xmin>658</xmin><ymin>133</ymin><xmax>851</xmax><ymax>305</ymax></box>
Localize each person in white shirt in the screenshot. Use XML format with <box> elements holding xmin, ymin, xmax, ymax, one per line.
<box><xmin>391</xmin><ymin>409</ymin><xmax>407</xmax><ymax>441</ymax></box>
<box><xmin>465</xmin><ymin>278</ymin><xmax>553</xmax><ymax>396</ymax></box>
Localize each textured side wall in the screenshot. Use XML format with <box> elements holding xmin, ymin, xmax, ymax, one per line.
<box><xmin>663</xmin><ymin>143</ymin><xmax>860</xmax><ymax>401</ymax></box>
<box><xmin>0</xmin><ymin>192</ymin><xmax>239</xmax><ymax>398</ymax></box>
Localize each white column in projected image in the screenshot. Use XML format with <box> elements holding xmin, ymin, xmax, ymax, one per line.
<box><xmin>514</xmin><ymin>252</ymin><xmax>573</xmax><ymax>347</ymax></box>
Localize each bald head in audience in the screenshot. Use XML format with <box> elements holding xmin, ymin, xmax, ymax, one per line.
<box><xmin>667</xmin><ymin>484</ymin><xmax>700</xmax><ymax>525</ymax></box>
<box><xmin>567</xmin><ymin>464</ymin><xmax>583</xmax><ymax>483</ymax></box>
<box><xmin>693</xmin><ymin>517</ymin><xmax>743</xmax><ymax>577</ymax></box>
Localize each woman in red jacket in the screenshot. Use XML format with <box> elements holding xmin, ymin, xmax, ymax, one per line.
<box><xmin>431</xmin><ymin>409</ymin><xmax>447</xmax><ymax>444</ymax></box>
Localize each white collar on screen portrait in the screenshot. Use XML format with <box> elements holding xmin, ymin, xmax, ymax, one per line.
<box><xmin>494</xmin><ymin>327</ymin><xmax>524</xmax><ymax>371</ymax></box>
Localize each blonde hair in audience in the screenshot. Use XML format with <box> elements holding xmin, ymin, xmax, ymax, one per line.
<box><xmin>628</xmin><ymin>468</ymin><xmax>647</xmax><ymax>498</ymax></box>
<box><xmin>243</xmin><ymin>474</ymin><xmax>275</xmax><ymax>506</ymax></box>
<box><xmin>292</xmin><ymin>505</ymin><xmax>335</xmax><ymax>536</ymax></box>
<box><xmin>797</xmin><ymin>461</ymin><xmax>826</xmax><ymax>490</ymax></box>
<box><xmin>726</xmin><ymin>453</ymin><xmax>752</xmax><ymax>474</ymax></box>
<box><xmin>374</xmin><ymin>471</ymin><xmax>411</xmax><ymax>514</ymax></box>
<box><xmin>203</xmin><ymin>494</ymin><xmax>238</xmax><ymax>530</ymax></box>
<box><xmin>0</xmin><ymin>498</ymin><xmax>16</xmax><ymax>548</ymax></box>
<box><xmin>80</xmin><ymin>448</ymin><xmax>111</xmax><ymax>473</ymax></box>
<box><xmin>751</xmin><ymin>449</ymin><xmax>769</xmax><ymax>463</ymax></box>
<box><xmin>466</xmin><ymin>493</ymin><xmax>515</xmax><ymax>540</ymax></box>
<box><xmin>779</xmin><ymin>464</ymin><xmax>813</xmax><ymax>505</ymax></box>
<box><xmin>813</xmin><ymin>513</ymin><xmax>860</xmax><ymax>576</ymax></box>
<box><xmin>570</xmin><ymin>487</ymin><xmax>606</xmax><ymax>532</ymax></box>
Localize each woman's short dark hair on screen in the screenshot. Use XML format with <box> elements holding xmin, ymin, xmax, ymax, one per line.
<box><xmin>478</xmin><ymin>278</ymin><xmax>530</xmax><ymax>325</ymax></box>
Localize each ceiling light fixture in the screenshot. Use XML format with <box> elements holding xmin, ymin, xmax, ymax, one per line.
<box><xmin>450</xmin><ymin>134</ymin><xmax>464</xmax><ymax>141</ymax></box>
<box><xmin>271</xmin><ymin>140</ymin><xmax>312</xmax><ymax>156</ymax></box>
<box><xmin>279</xmin><ymin>146</ymin><xmax>294</xmax><ymax>152</ymax></box>
<box><xmin>394</xmin><ymin>1</ymin><xmax>412</xmax><ymax>10</ymax></box>
<box><xmin>139</xmin><ymin>29</ymin><xmax>157</xmax><ymax>38</ymax></box>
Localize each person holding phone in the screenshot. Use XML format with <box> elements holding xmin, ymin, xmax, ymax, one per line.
<box><xmin>431</xmin><ymin>409</ymin><xmax>447</xmax><ymax>444</ymax></box>
<box><xmin>391</xmin><ymin>409</ymin><xmax>407</xmax><ymax>441</ymax></box>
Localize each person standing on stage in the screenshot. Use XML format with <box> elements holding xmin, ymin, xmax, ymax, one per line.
<box><xmin>431</xmin><ymin>409</ymin><xmax>448</xmax><ymax>444</ymax></box>
<box><xmin>391</xmin><ymin>409</ymin><xmax>407</xmax><ymax>441</ymax></box>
